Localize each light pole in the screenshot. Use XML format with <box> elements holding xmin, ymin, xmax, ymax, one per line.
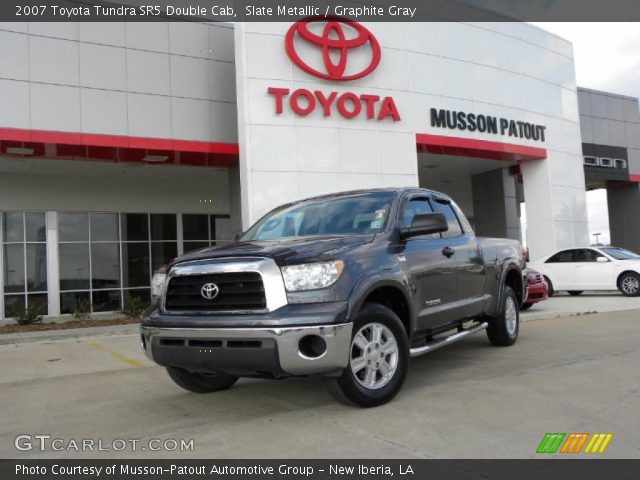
<box><xmin>592</xmin><ymin>232</ymin><xmax>601</xmax><ymax>246</ymax></box>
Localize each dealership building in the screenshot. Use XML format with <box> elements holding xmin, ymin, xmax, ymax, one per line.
<box><xmin>0</xmin><ymin>20</ymin><xmax>639</xmax><ymax>320</ymax></box>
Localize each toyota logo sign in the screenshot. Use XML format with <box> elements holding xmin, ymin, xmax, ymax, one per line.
<box><xmin>285</xmin><ymin>17</ymin><xmax>381</xmax><ymax>81</ymax></box>
<box><xmin>200</xmin><ymin>282</ymin><xmax>220</xmax><ymax>300</ymax></box>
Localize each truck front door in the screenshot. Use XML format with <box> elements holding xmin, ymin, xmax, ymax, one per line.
<box><xmin>396</xmin><ymin>195</ymin><xmax>459</xmax><ymax>331</ymax></box>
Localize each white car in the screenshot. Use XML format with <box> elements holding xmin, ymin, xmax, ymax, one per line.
<box><xmin>528</xmin><ymin>246</ymin><xmax>640</xmax><ymax>297</ymax></box>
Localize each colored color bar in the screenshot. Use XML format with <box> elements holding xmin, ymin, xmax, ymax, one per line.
<box><xmin>537</xmin><ymin>433</ymin><xmax>565</xmax><ymax>453</ymax></box>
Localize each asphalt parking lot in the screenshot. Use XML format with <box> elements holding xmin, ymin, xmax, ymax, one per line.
<box><xmin>1</xmin><ymin>297</ymin><xmax>639</xmax><ymax>459</ymax></box>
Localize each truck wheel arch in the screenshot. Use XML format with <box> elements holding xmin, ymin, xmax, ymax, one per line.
<box><xmin>350</xmin><ymin>281</ymin><xmax>413</xmax><ymax>336</ymax></box>
<box><xmin>501</xmin><ymin>265</ymin><xmax>524</xmax><ymax>309</ymax></box>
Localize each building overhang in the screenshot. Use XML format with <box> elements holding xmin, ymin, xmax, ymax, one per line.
<box><xmin>0</xmin><ymin>128</ymin><xmax>239</xmax><ymax>168</ymax></box>
<box><xmin>416</xmin><ymin>133</ymin><xmax>547</xmax><ymax>162</ymax></box>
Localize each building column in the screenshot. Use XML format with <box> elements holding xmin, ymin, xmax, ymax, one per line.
<box><xmin>0</xmin><ymin>214</ymin><xmax>4</xmax><ymax>320</ymax></box>
<box><xmin>228</xmin><ymin>165</ymin><xmax>243</xmax><ymax>237</ymax></box>
<box><xmin>471</xmin><ymin>168</ymin><xmax>521</xmax><ymax>241</ymax></box>
<box><xmin>45</xmin><ymin>211</ymin><xmax>60</xmax><ymax>317</ymax></box>
<box><xmin>520</xmin><ymin>156</ymin><xmax>590</xmax><ymax>261</ymax></box>
<box><xmin>607</xmin><ymin>182</ymin><xmax>640</xmax><ymax>251</ymax></box>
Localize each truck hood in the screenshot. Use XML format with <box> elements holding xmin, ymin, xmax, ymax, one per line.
<box><xmin>171</xmin><ymin>234</ymin><xmax>376</xmax><ymax>267</ymax></box>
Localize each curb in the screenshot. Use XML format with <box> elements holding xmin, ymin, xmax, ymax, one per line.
<box><xmin>0</xmin><ymin>323</ymin><xmax>140</xmax><ymax>345</ymax></box>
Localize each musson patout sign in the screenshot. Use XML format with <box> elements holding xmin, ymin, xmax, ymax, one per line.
<box><xmin>267</xmin><ymin>17</ymin><xmax>401</xmax><ymax>122</ymax></box>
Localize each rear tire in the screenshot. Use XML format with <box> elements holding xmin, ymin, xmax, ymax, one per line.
<box><xmin>166</xmin><ymin>367</ymin><xmax>238</xmax><ymax>393</ymax></box>
<box><xmin>325</xmin><ymin>303</ymin><xmax>409</xmax><ymax>408</ymax></box>
<box><xmin>543</xmin><ymin>276</ymin><xmax>554</xmax><ymax>297</ymax></box>
<box><xmin>568</xmin><ymin>290</ymin><xmax>583</xmax><ymax>296</ymax></box>
<box><xmin>486</xmin><ymin>286</ymin><xmax>519</xmax><ymax>347</ymax></box>
<box><xmin>520</xmin><ymin>302</ymin><xmax>533</xmax><ymax>311</ymax></box>
<box><xmin>618</xmin><ymin>272</ymin><xmax>640</xmax><ymax>297</ymax></box>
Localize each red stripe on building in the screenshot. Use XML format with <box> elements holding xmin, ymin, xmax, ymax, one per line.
<box><xmin>416</xmin><ymin>133</ymin><xmax>547</xmax><ymax>162</ymax></box>
<box><xmin>0</xmin><ymin>128</ymin><xmax>239</xmax><ymax>168</ymax></box>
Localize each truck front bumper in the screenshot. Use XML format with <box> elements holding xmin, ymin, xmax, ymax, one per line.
<box><xmin>140</xmin><ymin>323</ymin><xmax>353</xmax><ymax>377</ymax></box>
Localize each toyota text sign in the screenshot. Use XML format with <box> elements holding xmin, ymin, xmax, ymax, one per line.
<box><xmin>268</xmin><ymin>18</ymin><xmax>401</xmax><ymax>122</ymax></box>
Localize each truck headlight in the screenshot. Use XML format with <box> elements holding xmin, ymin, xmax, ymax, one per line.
<box><xmin>281</xmin><ymin>260</ymin><xmax>345</xmax><ymax>292</ymax></box>
<box><xmin>151</xmin><ymin>272</ymin><xmax>167</xmax><ymax>298</ymax></box>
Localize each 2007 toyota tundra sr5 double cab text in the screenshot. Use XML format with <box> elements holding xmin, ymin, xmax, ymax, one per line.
<box><xmin>141</xmin><ymin>188</ymin><xmax>525</xmax><ymax>407</ymax></box>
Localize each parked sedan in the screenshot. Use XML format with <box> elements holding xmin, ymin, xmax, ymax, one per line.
<box><xmin>528</xmin><ymin>246</ymin><xmax>640</xmax><ymax>297</ymax></box>
<box><xmin>521</xmin><ymin>269</ymin><xmax>549</xmax><ymax>310</ymax></box>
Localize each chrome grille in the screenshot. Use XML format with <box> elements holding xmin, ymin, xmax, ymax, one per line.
<box><xmin>164</xmin><ymin>272</ymin><xmax>266</xmax><ymax>312</ymax></box>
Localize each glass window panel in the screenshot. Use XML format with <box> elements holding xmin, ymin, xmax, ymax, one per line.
<box><xmin>91</xmin><ymin>213</ymin><xmax>119</xmax><ymax>242</ymax></box>
<box><xmin>151</xmin><ymin>242</ymin><xmax>177</xmax><ymax>272</ymax></box>
<box><xmin>3</xmin><ymin>212</ymin><xmax>23</xmax><ymax>242</ymax></box>
<box><xmin>27</xmin><ymin>293</ymin><xmax>48</xmax><ymax>316</ymax></box>
<box><xmin>59</xmin><ymin>213</ymin><xmax>89</xmax><ymax>242</ymax></box>
<box><xmin>183</xmin><ymin>241</ymin><xmax>210</xmax><ymax>254</ymax></box>
<box><xmin>150</xmin><ymin>214</ymin><xmax>177</xmax><ymax>241</ymax></box>
<box><xmin>59</xmin><ymin>243</ymin><xmax>90</xmax><ymax>290</ymax></box>
<box><xmin>4</xmin><ymin>294</ymin><xmax>25</xmax><ymax>318</ymax></box>
<box><xmin>25</xmin><ymin>213</ymin><xmax>46</xmax><ymax>242</ymax></box>
<box><xmin>212</xmin><ymin>216</ymin><xmax>232</xmax><ymax>242</ymax></box>
<box><xmin>60</xmin><ymin>291</ymin><xmax>90</xmax><ymax>315</ymax></box>
<box><xmin>124</xmin><ymin>288</ymin><xmax>150</xmax><ymax>305</ymax></box>
<box><xmin>401</xmin><ymin>198</ymin><xmax>434</xmax><ymax>228</ymax></box>
<box><xmin>122</xmin><ymin>243</ymin><xmax>150</xmax><ymax>288</ymax></box>
<box><xmin>431</xmin><ymin>201</ymin><xmax>463</xmax><ymax>238</ymax></box>
<box><xmin>183</xmin><ymin>214</ymin><xmax>209</xmax><ymax>240</ymax></box>
<box><xmin>121</xmin><ymin>214</ymin><xmax>148</xmax><ymax>241</ymax></box>
<box><xmin>3</xmin><ymin>244</ymin><xmax>25</xmax><ymax>293</ymax></box>
<box><xmin>92</xmin><ymin>290</ymin><xmax>121</xmax><ymax>313</ymax></box>
<box><xmin>26</xmin><ymin>244</ymin><xmax>48</xmax><ymax>292</ymax></box>
<box><xmin>91</xmin><ymin>243</ymin><xmax>120</xmax><ymax>289</ymax></box>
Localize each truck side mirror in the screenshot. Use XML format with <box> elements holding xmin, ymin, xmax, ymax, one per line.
<box><xmin>399</xmin><ymin>213</ymin><xmax>449</xmax><ymax>240</ymax></box>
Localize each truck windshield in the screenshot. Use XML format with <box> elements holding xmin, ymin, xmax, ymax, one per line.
<box><xmin>599</xmin><ymin>247</ymin><xmax>640</xmax><ymax>260</ymax></box>
<box><xmin>240</xmin><ymin>192</ymin><xmax>395</xmax><ymax>241</ymax></box>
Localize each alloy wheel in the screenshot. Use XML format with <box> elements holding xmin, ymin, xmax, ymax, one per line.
<box><xmin>349</xmin><ymin>322</ymin><xmax>399</xmax><ymax>390</ymax></box>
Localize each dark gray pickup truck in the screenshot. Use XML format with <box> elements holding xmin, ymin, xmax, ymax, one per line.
<box><xmin>141</xmin><ymin>188</ymin><xmax>525</xmax><ymax>407</ymax></box>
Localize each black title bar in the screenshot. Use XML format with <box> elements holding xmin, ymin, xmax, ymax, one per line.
<box><xmin>3</xmin><ymin>0</ymin><xmax>640</xmax><ymax>22</ymax></box>
<box><xmin>2</xmin><ymin>459</ymin><xmax>639</xmax><ymax>480</ymax></box>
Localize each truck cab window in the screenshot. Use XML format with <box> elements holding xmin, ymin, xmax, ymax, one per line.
<box><xmin>432</xmin><ymin>200</ymin><xmax>463</xmax><ymax>237</ymax></box>
<box><xmin>401</xmin><ymin>198</ymin><xmax>433</xmax><ymax>228</ymax></box>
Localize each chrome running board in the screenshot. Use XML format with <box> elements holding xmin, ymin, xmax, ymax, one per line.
<box><xmin>409</xmin><ymin>321</ymin><xmax>488</xmax><ymax>358</ymax></box>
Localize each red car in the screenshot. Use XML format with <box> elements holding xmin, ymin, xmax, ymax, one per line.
<box><xmin>522</xmin><ymin>268</ymin><xmax>549</xmax><ymax>310</ymax></box>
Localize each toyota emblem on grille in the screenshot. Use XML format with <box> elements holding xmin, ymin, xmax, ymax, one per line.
<box><xmin>201</xmin><ymin>282</ymin><xmax>220</xmax><ymax>300</ymax></box>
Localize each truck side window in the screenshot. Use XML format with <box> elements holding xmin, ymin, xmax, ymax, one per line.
<box><xmin>431</xmin><ymin>200</ymin><xmax>463</xmax><ymax>237</ymax></box>
<box><xmin>401</xmin><ymin>198</ymin><xmax>433</xmax><ymax>228</ymax></box>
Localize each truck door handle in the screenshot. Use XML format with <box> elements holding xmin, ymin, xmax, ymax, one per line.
<box><xmin>442</xmin><ymin>246</ymin><xmax>455</xmax><ymax>258</ymax></box>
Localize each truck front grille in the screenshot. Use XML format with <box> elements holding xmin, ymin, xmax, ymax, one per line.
<box><xmin>164</xmin><ymin>272</ymin><xmax>267</xmax><ymax>312</ymax></box>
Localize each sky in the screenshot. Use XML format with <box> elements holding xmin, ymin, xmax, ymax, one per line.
<box><xmin>526</xmin><ymin>23</ymin><xmax>640</xmax><ymax>246</ymax></box>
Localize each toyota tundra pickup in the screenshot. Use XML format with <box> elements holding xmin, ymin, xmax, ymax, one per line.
<box><xmin>141</xmin><ymin>188</ymin><xmax>525</xmax><ymax>407</ymax></box>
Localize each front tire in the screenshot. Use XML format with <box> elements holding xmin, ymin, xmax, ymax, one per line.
<box><xmin>543</xmin><ymin>276</ymin><xmax>554</xmax><ymax>297</ymax></box>
<box><xmin>325</xmin><ymin>303</ymin><xmax>409</xmax><ymax>408</ymax></box>
<box><xmin>568</xmin><ymin>290</ymin><xmax>583</xmax><ymax>296</ymax></box>
<box><xmin>618</xmin><ymin>272</ymin><xmax>640</xmax><ymax>297</ymax></box>
<box><xmin>166</xmin><ymin>367</ymin><xmax>238</xmax><ymax>393</ymax></box>
<box><xmin>486</xmin><ymin>286</ymin><xmax>519</xmax><ymax>347</ymax></box>
<box><xmin>520</xmin><ymin>302</ymin><xmax>533</xmax><ymax>311</ymax></box>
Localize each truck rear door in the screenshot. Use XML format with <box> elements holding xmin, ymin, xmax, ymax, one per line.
<box><xmin>431</xmin><ymin>198</ymin><xmax>486</xmax><ymax>318</ymax></box>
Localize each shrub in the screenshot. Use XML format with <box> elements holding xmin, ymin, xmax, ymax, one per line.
<box><xmin>73</xmin><ymin>298</ymin><xmax>92</xmax><ymax>321</ymax></box>
<box><xmin>121</xmin><ymin>296</ymin><xmax>148</xmax><ymax>319</ymax></box>
<box><xmin>6</xmin><ymin>303</ymin><xmax>44</xmax><ymax>325</ymax></box>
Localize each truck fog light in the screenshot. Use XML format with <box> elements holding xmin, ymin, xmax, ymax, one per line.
<box><xmin>298</xmin><ymin>335</ymin><xmax>327</xmax><ymax>359</ymax></box>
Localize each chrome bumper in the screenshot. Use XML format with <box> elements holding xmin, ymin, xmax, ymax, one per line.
<box><xmin>141</xmin><ymin>323</ymin><xmax>353</xmax><ymax>376</ymax></box>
